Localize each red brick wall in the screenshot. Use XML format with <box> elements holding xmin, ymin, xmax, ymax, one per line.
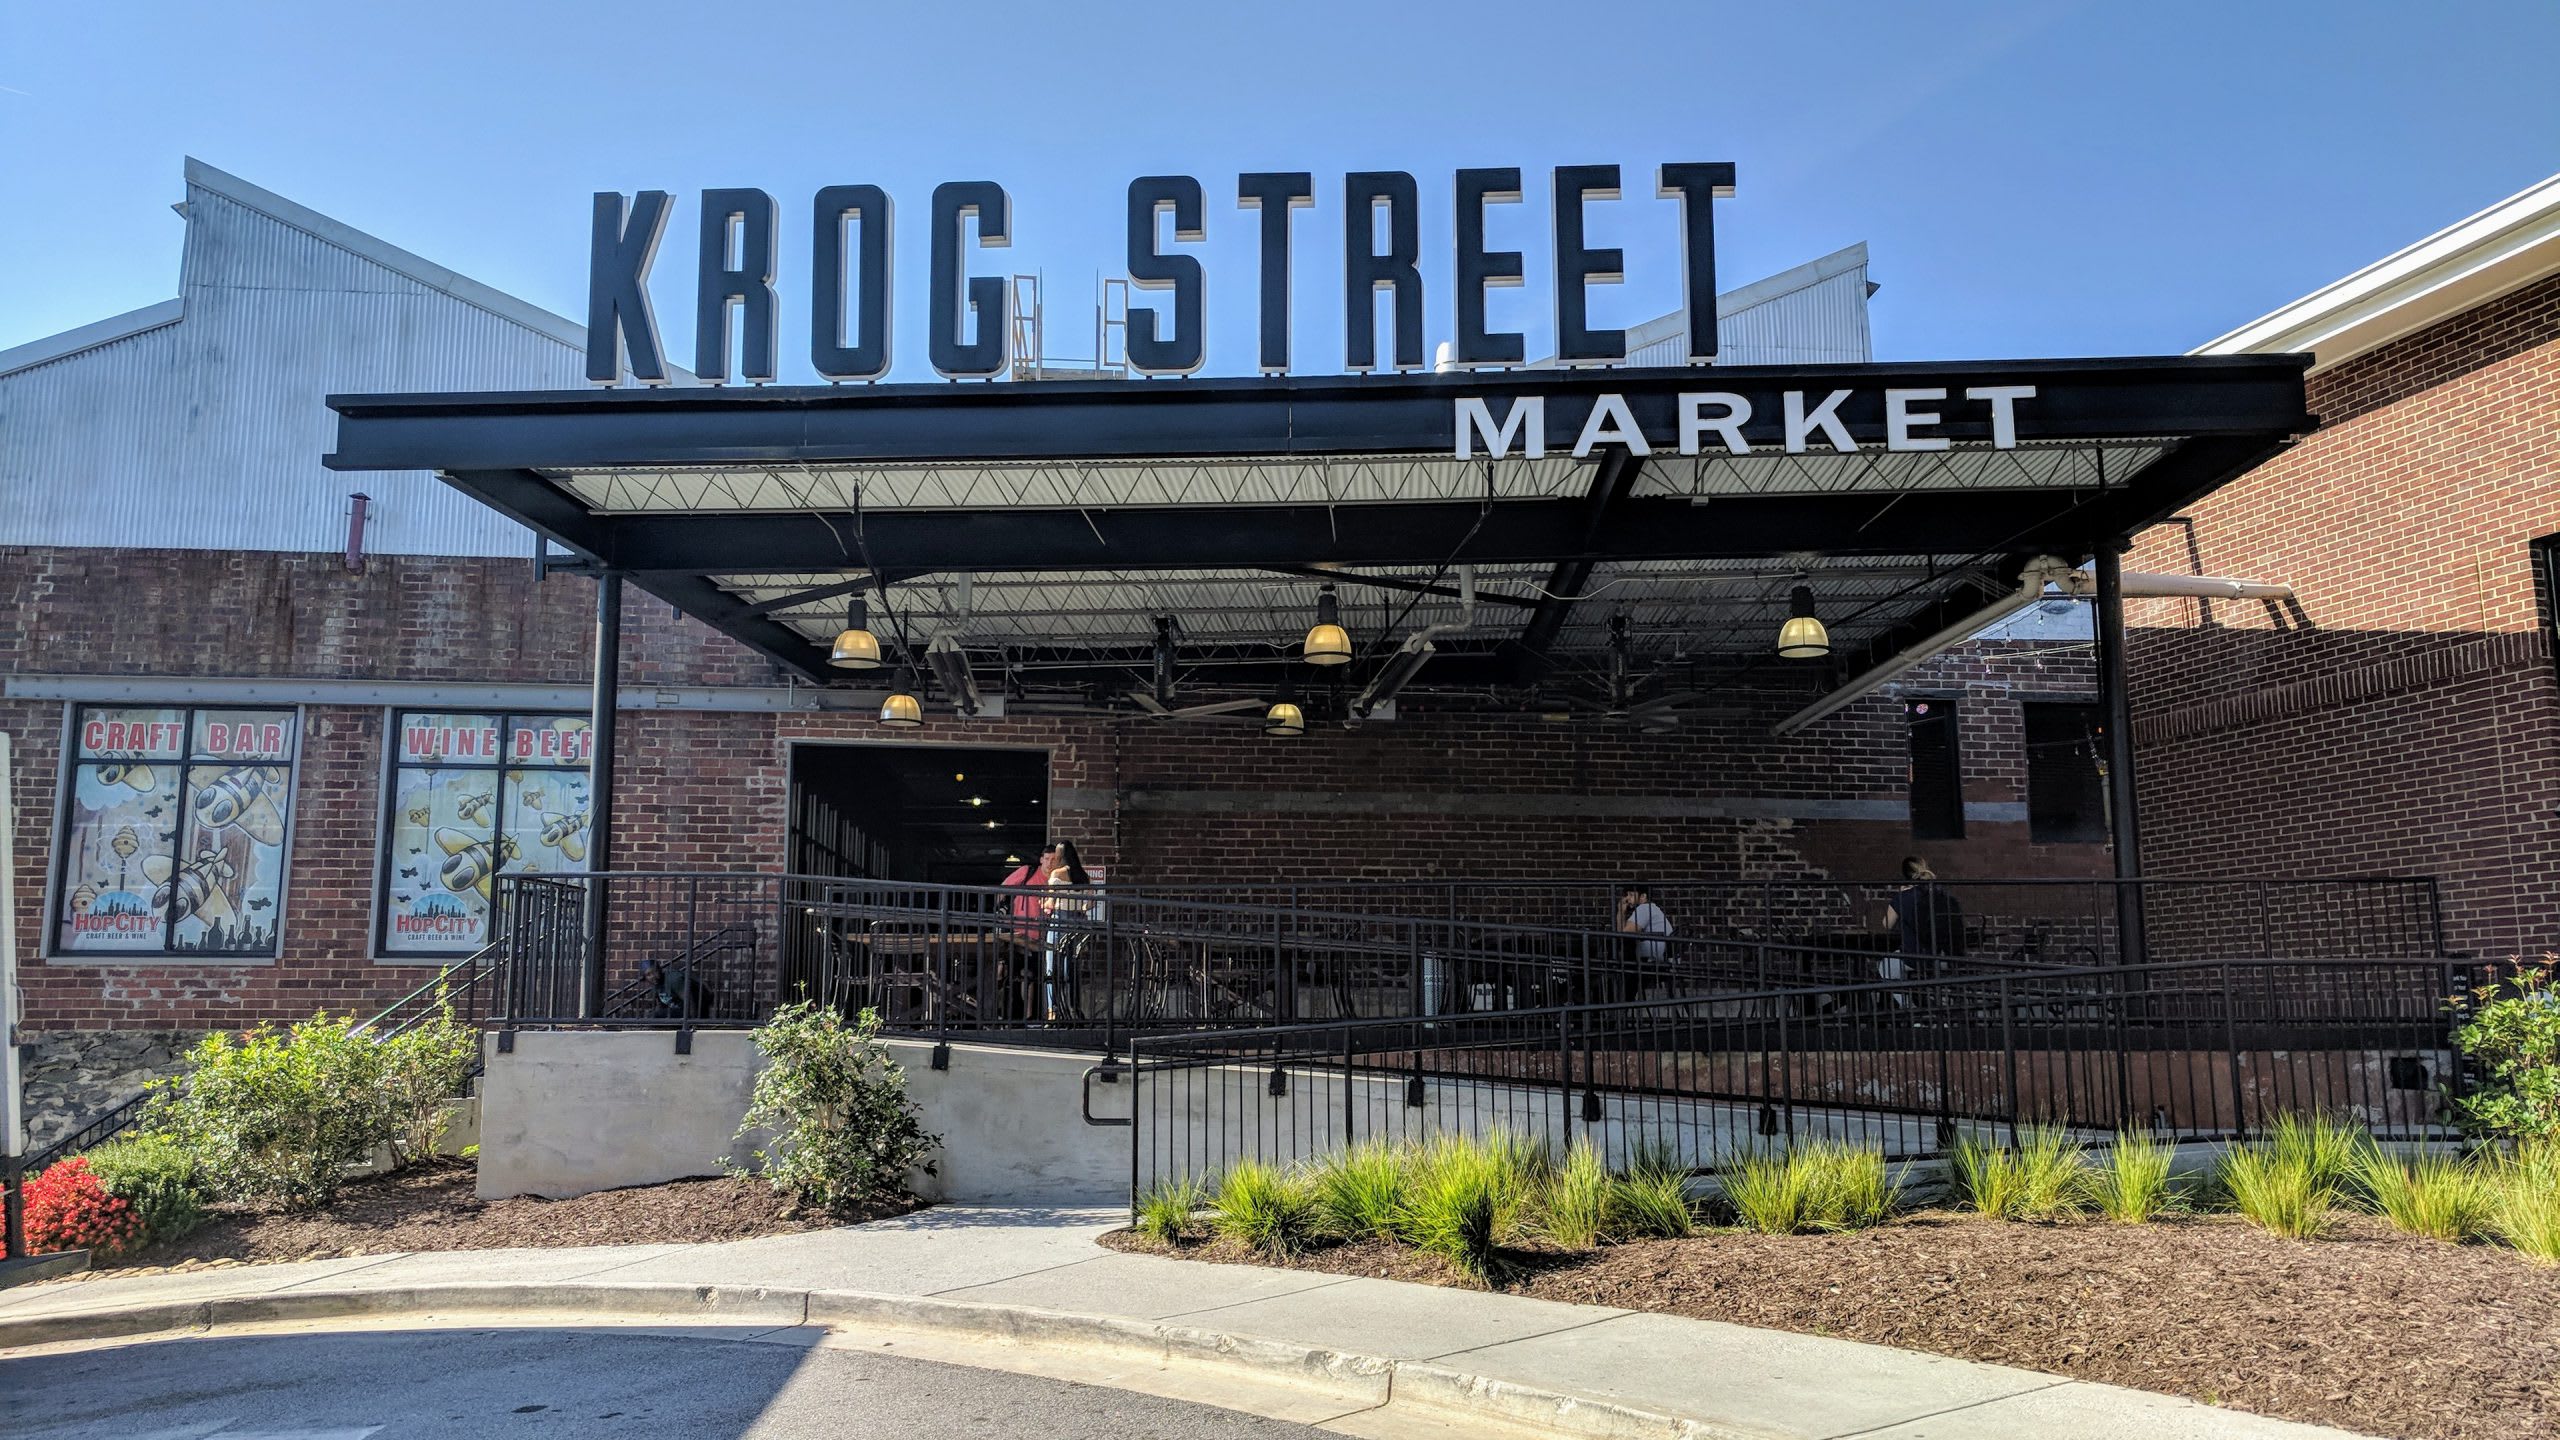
<box><xmin>2126</xmin><ymin>271</ymin><xmax>2560</xmax><ymax>960</ymax></box>
<box><xmin>2</xmin><ymin>538</ymin><xmax>2105</xmax><ymax>1029</ymax></box>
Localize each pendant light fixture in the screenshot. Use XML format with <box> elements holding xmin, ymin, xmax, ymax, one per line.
<box><xmin>1776</xmin><ymin>583</ymin><xmax>1831</xmax><ymax>659</ymax></box>
<box><xmin>1301</xmin><ymin>584</ymin><xmax>1351</xmax><ymax>666</ymax></box>
<box><xmin>1264</xmin><ymin>677</ymin><xmax>1306</xmax><ymax>738</ymax></box>
<box><xmin>828</xmin><ymin>595</ymin><xmax>883</xmax><ymax>670</ymax></box>
<box><xmin>877</xmin><ymin>664</ymin><xmax>924</xmax><ymax>728</ymax></box>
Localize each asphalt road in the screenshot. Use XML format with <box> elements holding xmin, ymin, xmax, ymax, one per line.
<box><xmin>3</xmin><ymin>1327</ymin><xmax>1338</xmax><ymax>1439</ymax></box>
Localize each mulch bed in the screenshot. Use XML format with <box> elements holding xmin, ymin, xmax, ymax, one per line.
<box><xmin>1107</xmin><ymin>1212</ymin><xmax>2560</xmax><ymax>1440</ymax></box>
<box><xmin>53</xmin><ymin>1159</ymin><xmax>919</xmax><ymax>1281</ymax></box>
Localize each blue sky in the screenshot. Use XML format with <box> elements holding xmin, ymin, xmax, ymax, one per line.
<box><xmin>2</xmin><ymin>1</ymin><xmax>2555</xmax><ymax>381</ymax></box>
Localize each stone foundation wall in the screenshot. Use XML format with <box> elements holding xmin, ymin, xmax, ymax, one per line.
<box><xmin>16</xmin><ymin>1028</ymin><xmax>208</xmax><ymax>1152</ymax></box>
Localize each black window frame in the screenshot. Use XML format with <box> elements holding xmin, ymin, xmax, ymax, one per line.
<box><xmin>49</xmin><ymin>702</ymin><xmax>303</xmax><ymax>960</ymax></box>
<box><xmin>2020</xmin><ymin>698</ymin><xmax>2109</xmax><ymax>845</ymax></box>
<box><xmin>374</xmin><ymin>708</ymin><xmax>594</xmax><ymax>961</ymax></box>
<box><xmin>1904</xmin><ymin>694</ymin><xmax>1966</xmax><ymax>842</ymax></box>
<box><xmin>2534</xmin><ymin>532</ymin><xmax>2560</xmax><ymax>695</ymax></box>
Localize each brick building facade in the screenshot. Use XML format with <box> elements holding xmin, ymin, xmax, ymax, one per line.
<box><xmin>2127</xmin><ymin>182</ymin><xmax>2560</xmax><ymax>963</ymax></box>
<box><xmin>1</xmin><ymin>544</ymin><xmax>2105</xmax><ymax>1140</ymax></box>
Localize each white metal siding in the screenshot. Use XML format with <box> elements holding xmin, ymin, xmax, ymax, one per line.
<box><xmin>1713</xmin><ymin>263</ymin><xmax>1872</xmax><ymax>365</ymax></box>
<box><xmin>1</xmin><ymin>174</ymin><xmax>586</xmax><ymax>557</ymax></box>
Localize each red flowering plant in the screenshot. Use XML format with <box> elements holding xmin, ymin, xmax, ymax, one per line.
<box><xmin>23</xmin><ymin>1156</ymin><xmax>145</xmax><ymax>1258</ymax></box>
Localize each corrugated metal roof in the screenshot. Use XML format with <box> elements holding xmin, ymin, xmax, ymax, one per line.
<box><xmin>0</xmin><ymin>160</ymin><xmax>592</xmax><ymax>557</ymax></box>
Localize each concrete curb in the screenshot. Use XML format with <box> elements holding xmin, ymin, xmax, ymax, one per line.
<box><xmin>0</xmin><ymin>1280</ymin><xmax>1726</xmax><ymax>1440</ymax></box>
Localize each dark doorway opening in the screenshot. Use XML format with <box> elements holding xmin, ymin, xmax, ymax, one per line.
<box><xmin>786</xmin><ymin>745</ymin><xmax>1050</xmax><ymax>886</ymax></box>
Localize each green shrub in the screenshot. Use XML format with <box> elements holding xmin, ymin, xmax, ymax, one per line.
<box><xmin>149</xmin><ymin>1013</ymin><xmax>400</xmax><ymax>1209</ymax></box>
<box><xmin>1722</xmin><ymin>1142</ymin><xmax>1896</xmax><ymax>1234</ymax></box>
<box><xmin>1610</xmin><ymin>1168</ymin><xmax>1697</xmax><ymax>1239</ymax></box>
<box><xmin>1310</xmin><ymin>1142</ymin><xmax>1410</xmax><ymax>1242</ymax></box>
<box><xmin>373</xmin><ymin>1009</ymin><xmax>480</xmax><ymax>1166</ymax></box>
<box><xmin>1401</xmin><ymin>1139</ymin><xmax>1513</xmax><ymax>1279</ymax></box>
<box><xmin>2488</xmin><ymin>1140</ymin><xmax>2560</xmax><ymax>1264</ymax></box>
<box><xmin>1135</xmin><ymin>1176</ymin><xmax>1209</xmax><ymax>1243</ymax></box>
<box><xmin>731</xmin><ymin>1003</ymin><xmax>938</xmax><ymax>1213</ymax></box>
<box><xmin>1212</xmin><ymin>1160</ymin><xmax>1321</xmax><ymax>1256</ymax></box>
<box><xmin>2220</xmin><ymin>1143</ymin><xmax>2336</xmax><ymax>1239</ymax></box>
<box><xmin>2356</xmin><ymin>1148</ymin><xmax>2495</xmax><ymax>1243</ymax></box>
<box><xmin>2089</xmin><ymin>1131</ymin><xmax>2178</xmax><ymax>1224</ymax></box>
<box><xmin>2452</xmin><ymin>963</ymin><xmax>2560</xmax><ymax>1146</ymax></box>
<box><xmin>145</xmin><ymin>1007</ymin><xmax>480</xmax><ymax>1211</ymax></box>
<box><xmin>83</xmin><ymin>1134</ymin><xmax>207</xmax><ymax>1248</ymax></box>
<box><xmin>1540</xmin><ymin>1142</ymin><xmax>1614</xmax><ymax>1249</ymax></box>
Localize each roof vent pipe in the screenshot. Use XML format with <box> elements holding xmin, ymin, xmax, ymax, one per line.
<box><xmin>1354</xmin><ymin>565</ymin><xmax>1476</xmax><ymax>718</ymax></box>
<box><xmin>1773</xmin><ymin>556</ymin><xmax>2073</xmax><ymax>738</ymax></box>
<box><xmin>2058</xmin><ymin>568</ymin><xmax>2294</xmax><ymax>602</ymax></box>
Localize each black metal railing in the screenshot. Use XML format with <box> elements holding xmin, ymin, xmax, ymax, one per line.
<box><xmin>490</xmin><ymin>872</ymin><xmax>2077</xmax><ymax>1045</ymax></box>
<box><xmin>1118</xmin><ymin>876</ymin><xmax>2448</xmax><ymax>967</ymax></box>
<box><xmin>487</xmin><ymin>871</ymin><xmax>2451</xmax><ymax>1041</ymax></box>
<box><xmin>1119</xmin><ymin>954</ymin><xmax>2481</xmax><ymax>1196</ymax></box>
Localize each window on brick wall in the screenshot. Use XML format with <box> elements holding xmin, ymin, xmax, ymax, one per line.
<box><xmin>2022</xmin><ymin>701</ymin><xmax>2109</xmax><ymax>844</ymax></box>
<box><xmin>52</xmin><ymin>705</ymin><xmax>301</xmax><ymax>957</ymax></box>
<box><xmin>377</xmin><ymin>711</ymin><xmax>594</xmax><ymax>958</ymax></box>
<box><xmin>2535</xmin><ymin>533</ymin><xmax>2560</xmax><ymax>692</ymax></box>
<box><xmin>1905</xmin><ymin>697</ymin><xmax>1965</xmax><ymax>841</ymax></box>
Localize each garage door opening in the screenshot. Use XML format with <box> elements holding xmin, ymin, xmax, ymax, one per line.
<box><xmin>786</xmin><ymin>744</ymin><xmax>1050</xmax><ymax>886</ymax></box>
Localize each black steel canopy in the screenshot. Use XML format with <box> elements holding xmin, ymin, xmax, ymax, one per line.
<box><xmin>325</xmin><ymin>356</ymin><xmax>2313</xmax><ymax>720</ymax></box>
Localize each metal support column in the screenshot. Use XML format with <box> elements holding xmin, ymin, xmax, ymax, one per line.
<box><xmin>2094</xmin><ymin>547</ymin><xmax>2147</xmax><ymax>966</ymax></box>
<box><xmin>582</xmin><ymin>572</ymin><xmax>622</xmax><ymax>1019</ymax></box>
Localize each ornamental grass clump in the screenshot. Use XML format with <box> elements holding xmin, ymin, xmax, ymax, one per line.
<box><xmin>1212</xmin><ymin>1160</ymin><xmax>1321</xmax><ymax>1257</ymax></box>
<box><xmin>1610</xmin><ymin>1166</ymin><xmax>1697</xmax><ymax>1239</ymax></box>
<box><xmin>1951</xmin><ymin>1125</ymin><xmax>2086</xmax><ymax>1221</ymax></box>
<box><xmin>1540</xmin><ymin>1141</ymin><xmax>1615</xmax><ymax>1249</ymax></box>
<box><xmin>1401</xmin><ymin>1136</ymin><xmax>1522</xmax><ymax>1279</ymax></box>
<box><xmin>2355</xmin><ymin>1148</ymin><xmax>2497</xmax><ymax>1244</ymax></box>
<box><xmin>2266</xmin><ymin>1113</ymin><xmax>2368</xmax><ymax>1194</ymax></box>
<box><xmin>1134</xmin><ymin>1176</ymin><xmax>1209</xmax><ymax>1243</ymax></box>
<box><xmin>1722</xmin><ymin>1148</ymin><xmax>1810</xmax><ymax>1234</ymax></box>
<box><xmin>2488</xmin><ymin>1140</ymin><xmax>2560</xmax><ymax>1264</ymax></box>
<box><xmin>1722</xmin><ymin>1141</ymin><xmax>1896</xmax><ymax>1234</ymax></box>
<box><xmin>1482</xmin><ymin>1129</ymin><xmax>1553</xmax><ymax>1244</ymax></box>
<box><xmin>2220</xmin><ymin>1141</ymin><xmax>2336</xmax><ymax>1239</ymax></box>
<box><xmin>2089</xmin><ymin>1130</ymin><xmax>2179</xmax><ymax>1224</ymax></box>
<box><xmin>731</xmin><ymin>1002</ymin><xmax>938</xmax><ymax>1214</ymax></box>
<box><xmin>1309</xmin><ymin>1141</ymin><xmax>1411</xmax><ymax>1242</ymax></box>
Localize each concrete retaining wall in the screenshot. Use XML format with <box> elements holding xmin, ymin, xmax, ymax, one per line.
<box><xmin>476</xmin><ymin>1030</ymin><xmax>1128</xmax><ymax>1205</ymax></box>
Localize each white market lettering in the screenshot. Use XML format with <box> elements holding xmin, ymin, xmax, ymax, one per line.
<box><xmin>1452</xmin><ymin>386</ymin><xmax>2039</xmax><ymax>460</ymax></box>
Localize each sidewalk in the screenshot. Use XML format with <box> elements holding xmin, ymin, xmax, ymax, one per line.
<box><xmin>0</xmin><ymin>1205</ymin><xmax>2369</xmax><ymax>1440</ymax></box>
